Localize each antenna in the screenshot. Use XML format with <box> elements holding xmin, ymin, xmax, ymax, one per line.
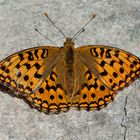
<box><xmin>72</xmin><ymin>14</ymin><xmax>96</xmax><ymax>40</ymax></box>
<box><xmin>44</xmin><ymin>12</ymin><xmax>67</xmax><ymax>39</ymax></box>
<box><xmin>35</xmin><ymin>28</ymin><xmax>59</xmax><ymax>47</ymax></box>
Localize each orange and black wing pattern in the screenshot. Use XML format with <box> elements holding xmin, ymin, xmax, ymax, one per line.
<box><xmin>72</xmin><ymin>45</ymin><xmax>140</xmax><ymax>110</ymax></box>
<box><xmin>0</xmin><ymin>46</ymin><xmax>70</xmax><ymax>114</ymax></box>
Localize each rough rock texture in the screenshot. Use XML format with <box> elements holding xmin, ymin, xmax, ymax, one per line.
<box><xmin>0</xmin><ymin>0</ymin><xmax>140</xmax><ymax>140</ymax></box>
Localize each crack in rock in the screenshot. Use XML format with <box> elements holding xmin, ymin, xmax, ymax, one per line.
<box><xmin>121</xmin><ymin>92</ymin><xmax>129</xmax><ymax>140</ymax></box>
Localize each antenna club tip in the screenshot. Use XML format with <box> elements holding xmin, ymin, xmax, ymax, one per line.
<box><xmin>44</xmin><ymin>12</ymin><xmax>48</xmax><ymax>17</ymax></box>
<box><xmin>35</xmin><ymin>28</ymin><xmax>38</xmax><ymax>31</ymax></box>
<box><xmin>92</xmin><ymin>14</ymin><xmax>96</xmax><ymax>18</ymax></box>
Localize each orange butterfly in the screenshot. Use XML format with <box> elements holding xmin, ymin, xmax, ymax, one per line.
<box><xmin>0</xmin><ymin>13</ymin><xmax>140</xmax><ymax>114</ymax></box>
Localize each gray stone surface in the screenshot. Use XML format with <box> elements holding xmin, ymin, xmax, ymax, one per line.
<box><xmin>0</xmin><ymin>0</ymin><xmax>140</xmax><ymax>140</ymax></box>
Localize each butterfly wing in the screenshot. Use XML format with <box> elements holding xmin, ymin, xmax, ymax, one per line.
<box><xmin>26</xmin><ymin>64</ymin><xmax>71</xmax><ymax>114</ymax></box>
<box><xmin>0</xmin><ymin>46</ymin><xmax>70</xmax><ymax>113</ymax></box>
<box><xmin>72</xmin><ymin>45</ymin><xmax>140</xmax><ymax>110</ymax></box>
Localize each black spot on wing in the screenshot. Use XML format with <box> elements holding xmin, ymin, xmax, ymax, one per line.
<box><xmin>1</xmin><ymin>65</ymin><xmax>6</xmax><ymax>71</ymax></box>
<box><xmin>106</xmin><ymin>49</ymin><xmax>111</xmax><ymax>58</ymax></box>
<box><xmin>16</xmin><ymin>63</ymin><xmax>20</xmax><ymax>69</ymax></box>
<box><xmin>27</xmin><ymin>51</ymin><xmax>34</xmax><ymax>60</ymax></box>
<box><xmin>110</xmin><ymin>60</ymin><xmax>116</xmax><ymax>67</ymax></box>
<box><xmin>41</xmin><ymin>49</ymin><xmax>48</xmax><ymax>58</ymax></box>
<box><xmin>18</xmin><ymin>53</ymin><xmax>24</xmax><ymax>61</ymax></box>
<box><xmin>24</xmin><ymin>63</ymin><xmax>31</xmax><ymax>70</ymax></box>
<box><xmin>34</xmin><ymin>50</ymin><xmax>39</xmax><ymax>59</ymax></box>
<box><xmin>34</xmin><ymin>72</ymin><xmax>42</xmax><ymax>78</ymax></box>
<box><xmin>100</xmin><ymin>70</ymin><xmax>108</xmax><ymax>76</ymax></box>
<box><xmin>100</xmin><ymin>60</ymin><xmax>106</xmax><ymax>67</ymax></box>
<box><xmin>100</xmin><ymin>48</ymin><xmax>104</xmax><ymax>57</ymax></box>
<box><xmin>90</xmin><ymin>48</ymin><xmax>98</xmax><ymax>57</ymax></box>
<box><xmin>34</xmin><ymin>63</ymin><xmax>41</xmax><ymax>69</ymax></box>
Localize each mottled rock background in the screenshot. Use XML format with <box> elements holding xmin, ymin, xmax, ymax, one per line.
<box><xmin>0</xmin><ymin>0</ymin><xmax>140</xmax><ymax>140</ymax></box>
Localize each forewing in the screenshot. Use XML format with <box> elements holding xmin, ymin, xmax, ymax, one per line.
<box><xmin>77</xmin><ymin>45</ymin><xmax>140</xmax><ymax>91</ymax></box>
<box><xmin>0</xmin><ymin>46</ymin><xmax>70</xmax><ymax>113</ymax></box>
<box><xmin>72</xmin><ymin>45</ymin><xmax>140</xmax><ymax>110</ymax></box>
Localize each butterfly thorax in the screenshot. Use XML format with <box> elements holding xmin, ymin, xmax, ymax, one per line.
<box><xmin>63</xmin><ymin>38</ymin><xmax>74</xmax><ymax>47</ymax></box>
<box><xmin>64</xmin><ymin>38</ymin><xmax>75</xmax><ymax>64</ymax></box>
<box><xmin>63</xmin><ymin>38</ymin><xmax>76</xmax><ymax>97</ymax></box>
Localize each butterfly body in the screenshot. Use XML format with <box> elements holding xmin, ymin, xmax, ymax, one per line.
<box><xmin>0</xmin><ymin>37</ymin><xmax>140</xmax><ymax>114</ymax></box>
<box><xmin>63</xmin><ymin>38</ymin><xmax>76</xmax><ymax>97</ymax></box>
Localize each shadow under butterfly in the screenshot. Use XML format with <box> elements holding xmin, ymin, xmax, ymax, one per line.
<box><xmin>0</xmin><ymin>13</ymin><xmax>140</xmax><ymax>114</ymax></box>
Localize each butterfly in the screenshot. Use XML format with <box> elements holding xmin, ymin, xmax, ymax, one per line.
<box><xmin>0</xmin><ymin>13</ymin><xmax>140</xmax><ymax>114</ymax></box>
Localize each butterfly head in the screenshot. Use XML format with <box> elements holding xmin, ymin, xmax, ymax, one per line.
<box><xmin>64</xmin><ymin>38</ymin><xmax>75</xmax><ymax>48</ymax></box>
